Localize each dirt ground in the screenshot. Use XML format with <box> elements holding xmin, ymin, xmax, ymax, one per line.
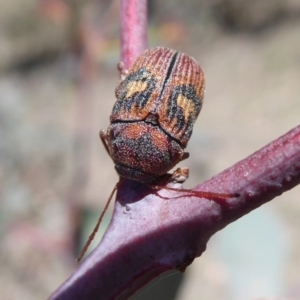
<box><xmin>0</xmin><ymin>2</ymin><xmax>300</xmax><ymax>300</ymax></box>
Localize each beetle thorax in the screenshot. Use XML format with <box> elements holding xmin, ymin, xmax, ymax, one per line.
<box><xmin>107</xmin><ymin>122</ymin><xmax>184</xmax><ymax>182</ymax></box>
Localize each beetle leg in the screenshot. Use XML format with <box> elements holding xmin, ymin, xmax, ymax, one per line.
<box><xmin>181</xmin><ymin>152</ymin><xmax>190</xmax><ymax>161</ymax></box>
<box><xmin>115</xmin><ymin>62</ymin><xmax>129</xmax><ymax>98</ymax></box>
<box><xmin>77</xmin><ymin>180</ymin><xmax>120</xmax><ymax>261</ymax></box>
<box><xmin>171</xmin><ymin>167</ymin><xmax>189</xmax><ymax>183</ymax></box>
<box><xmin>151</xmin><ymin>167</ymin><xmax>239</xmax><ymax>201</ymax></box>
<box><xmin>117</xmin><ymin>62</ymin><xmax>129</xmax><ymax>80</ymax></box>
<box><xmin>99</xmin><ymin>129</ymin><xmax>112</xmax><ymax>158</ymax></box>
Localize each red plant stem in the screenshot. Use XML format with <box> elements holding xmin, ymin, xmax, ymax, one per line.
<box><xmin>48</xmin><ymin>0</ymin><xmax>300</xmax><ymax>299</ymax></box>
<box><xmin>49</xmin><ymin>125</ymin><xmax>300</xmax><ymax>300</ymax></box>
<box><xmin>196</xmin><ymin>125</ymin><xmax>300</xmax><ymax>225</ymax></box>
<box><xmin>120</xmin><ymin>0</ymin><xmax>148</xmax><ymax>68</ymax></box>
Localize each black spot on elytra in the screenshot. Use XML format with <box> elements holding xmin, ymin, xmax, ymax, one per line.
<box><xmin>167</xmin><ymin>84</ymin><xmax>202</xmax><ymax>137</ymax></box>
<box><xmin>112</xmin><ymin>68</ymin><xmax>157</xmax><ymax>115</ymax></box>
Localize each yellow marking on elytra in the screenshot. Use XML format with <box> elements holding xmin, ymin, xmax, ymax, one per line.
<box><xmin>126</xmin><ymin>80</ymin><xmax>148</xmax><ymax>99</ymax></box>
<box><xmin>177</xmin><ymin>94</ymin><xmax>195</xmax><ymax>122</ymax></box>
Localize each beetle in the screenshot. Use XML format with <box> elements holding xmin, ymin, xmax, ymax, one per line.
<box><xmin>100</xmin><ymin>47</ymin><xmax>205</xmax><ymax>183</ymax></box>
<box><xmin>77</xmin><ymin>47</ymin><xmax>237</xmax><ymax>261</ymax></box>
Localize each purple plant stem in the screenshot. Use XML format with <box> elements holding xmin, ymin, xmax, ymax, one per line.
<box><xmin>120</xmin><ymin>0</ymin><xmax>148</xmax><ymax>69</ymax></box>
<box><xmin>49</xmin><ymin>1</ymin><xmax>300</xmax><ymax>299</ymax></box>
<box><xmin>49</xmin><ymin>125</ymin><xmax>300</xmax><ymax>300</ymax></box>
<box><xmin>196</xmin><ymin>125</ymin><xmax>300</xmax><ymax>225</ymax></box>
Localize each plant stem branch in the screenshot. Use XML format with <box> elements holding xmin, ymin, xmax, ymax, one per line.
<box><xmin>49</xmin><ymin>125</ymin><xmax>300</xmax><ymax>300</ymax></box>
<box><xmin>120</xmin><ymin>0</ymin><xmax>148</xmax><ymax>69</ymax></box>
<box><xmin>48</xmin><ymin>0</ymin><xmax>300</xmax><ymax>299</ymax></box>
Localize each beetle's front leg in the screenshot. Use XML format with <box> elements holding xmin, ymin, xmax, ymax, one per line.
<box><xmin>171</xmin><ymin>167</ymin><xmax>189</xmax><ymax>184</ymax></box>
<box><xmin>181</xmin><ymin>152</ymin><xmax>189</xmax><ymax>161</ymax></box>
<box><xmin>168</xmin><ymin>152</ymin><xmax>190</xmax><ymax>183</ymax></box>
<box><xmin>99</xmin><ymin>129</ymin><xmax>112</xmax><ymax>159</ymax></box>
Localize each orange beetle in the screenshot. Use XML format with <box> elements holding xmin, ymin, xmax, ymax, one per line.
<box><xmin>77</xmin><ymin>48</ymin><xmax>236</xmax><ymax>262</ymax></box>
<box><xmin>100</xmin><ymin>47</ymin><xmax>205</xmax><ymax>182</ymax></box>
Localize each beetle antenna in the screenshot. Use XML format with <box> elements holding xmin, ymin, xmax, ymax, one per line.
<box><xmin>77</xmin><ymin>183</ymin><xmax>119</xmax><ymax>262</ymax></box>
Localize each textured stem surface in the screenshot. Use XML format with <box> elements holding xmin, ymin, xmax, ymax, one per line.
<box><xmin>49</xmin><ymin>125</ymin><xmax>300</xmax><ymax>300</ymax></box>
<box><xmin>120</xmin><ymin>0</ymin><xmax>148</xmax><ymax>69</ymax></box>
<box><xmin>49</xmin><ymin>0</ymin><xmax>300</xmax><ymax>299</ymax></box>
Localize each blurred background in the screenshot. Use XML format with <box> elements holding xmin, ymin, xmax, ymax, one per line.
<box><xmin>0</xmin><ymin>0</ymin><xmax>300</xmax><ymax>299</ymax></box>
